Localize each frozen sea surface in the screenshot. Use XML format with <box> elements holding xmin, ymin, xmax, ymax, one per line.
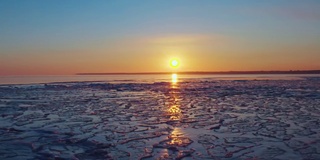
<box><xmin>0</xmin><ymin>77</ymin><xmax>320</xmax><ymax>159</ymax></box>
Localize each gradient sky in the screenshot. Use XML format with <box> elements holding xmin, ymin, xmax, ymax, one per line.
<box><xmin>1</xmin><ymin>0</ymin><xmax>320</xmax><ymax>75</ymax></box>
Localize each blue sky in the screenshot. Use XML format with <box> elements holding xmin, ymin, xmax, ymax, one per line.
<box><xmin>1</xmin><ymin>0</ymin><xmax>320</xmax><ymax>74</ymax></box>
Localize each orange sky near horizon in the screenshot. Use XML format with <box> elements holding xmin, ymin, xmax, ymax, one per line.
<box><xmin>1</xmin><ymin>42</ymin><xmax>319</xmax><ymax>75</ymax></box>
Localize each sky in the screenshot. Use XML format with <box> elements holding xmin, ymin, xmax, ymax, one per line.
<box><xmin>0</xmin><ymin>0</ymin><xmax>320</xmax><ymax>75</ymax></box>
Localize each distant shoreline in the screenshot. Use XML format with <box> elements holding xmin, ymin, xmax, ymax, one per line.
<box><xmin>77</xmin><ymin>70</ymin><xmax>320</xmax><ymax>75</ymax></box>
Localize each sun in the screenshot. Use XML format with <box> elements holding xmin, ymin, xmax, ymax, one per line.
<box><xmin>170</xmin><ymin>59</ymin><xmax>180</xmax><ymax>68</ymax></box>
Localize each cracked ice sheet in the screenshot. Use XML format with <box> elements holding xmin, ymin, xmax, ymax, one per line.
<box><xmin>0</xmin><ymin>78</ymin><xmax>320</xmax><ymax>159</ymax></box>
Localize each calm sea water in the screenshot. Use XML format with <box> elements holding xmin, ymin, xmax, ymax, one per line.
<box><xmin>0</xmin><ymin>74</ymin><xmax>319</xmax><ymax>85</ymax></box>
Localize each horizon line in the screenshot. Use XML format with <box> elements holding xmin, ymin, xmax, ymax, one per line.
<box><xmin>76</xmin><ymin>70</ymin><xmax>320</xmax><ymax>75</ymax></box>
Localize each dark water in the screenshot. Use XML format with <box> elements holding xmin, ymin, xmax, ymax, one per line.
<box><xmin>0</xmin><ymin>74</ymin><xmax>318</xmax><ymax>85</ymax></box>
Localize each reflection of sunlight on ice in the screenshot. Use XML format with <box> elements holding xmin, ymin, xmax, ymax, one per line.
<box><xmin>168</xmin><ymin>105</ymin><xmax>181</xmax><ymax>114</ymax></box>
<box><xmin>171</xmin><ymin>128</ymin><xmax>184</xmax><ymax>137</ymax></box>
<box><xmin>170</xmin><ymin>115</ymin><xmax>180</xmax><ymax>121</ymax></box>
<box><xmin>168</xmin><ymin>105</ymin><xmax>181</xmax><ymax>120</ymax></box>
<box><xmin>168</xmin><ymin>137</ymin><xmax>184</xmax><ymax>146</ymax></box>
<box><xmin>168</xmin><ymin>128</ymin><xmax>187</xmax><ymax>146</ymax></box>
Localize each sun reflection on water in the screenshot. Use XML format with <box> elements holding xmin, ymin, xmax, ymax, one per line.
<box><xmin>169</xmin><ymin>73</ymin><xmax>181</xmax><ymax>120</ymax></box>
<box><xmin>159</xmin><ymin>73</ymin><xmax>191</xmax><ymax>158</ymax></box>
<box><xmin>171</xmin><ymin>73</ymin><xmax>178</xmax><ymax>84</ymax></box>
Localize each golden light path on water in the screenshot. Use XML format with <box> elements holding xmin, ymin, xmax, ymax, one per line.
<box><xmin>156</xmin><ymin>73</ymin><xmax>196</xmax><ymax>160</ymax></box>
<box><xmin>159</xmin><ymin>73</ymin><xmax>190</xmax><ymax>158</ymax></box>
<box><xmin>168</xmin><ymin>73</ymin><xmax>180</xmax><ymax>121</ymax></box>
<box><xmin>166</xmin><ymin>73</ymin><xmax>190</xmax><ymax>149</ymax></box>
<box><xmin>171</xmin><ymin>73</ymin><xmax>178</xmax><ymax>84</ymax></box>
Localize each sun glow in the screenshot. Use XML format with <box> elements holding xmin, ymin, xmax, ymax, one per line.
<box><xmin>170</xmin><ymin>59</ymin><xmax>179</xmax><ymax>68</ymax></box>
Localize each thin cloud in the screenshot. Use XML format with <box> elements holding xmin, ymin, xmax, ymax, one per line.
<box><xmin>145</xmin><ymin>34</ymin><xmax>229</xmax><ymax>46</ymax></box>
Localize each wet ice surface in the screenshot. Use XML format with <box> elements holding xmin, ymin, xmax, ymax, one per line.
<box><xmin>0</xmin><ymin>78</ymin><xmax>320</xmax><ymax>160</ymax></box>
